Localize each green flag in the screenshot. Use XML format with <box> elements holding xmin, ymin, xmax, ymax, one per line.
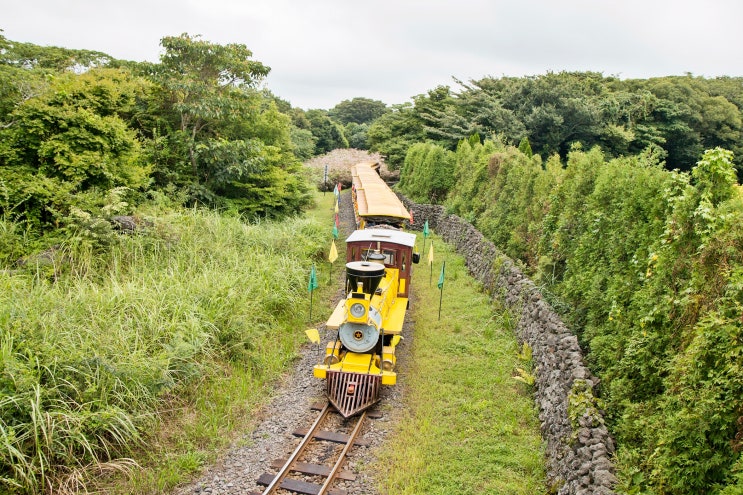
<box><xmin>423</xmin><ymin>219</ymin><xmax>429</xmax><ymax>238</ymax></box>
<box><xmin>332</xmin><ymin>224</ymin><xmax>339</xmax><ymax>239</ymax></box>
<box><xmin>308</xmin><ymin>264</ymin><xmax>318</xmax><ymax>292</ymax></box>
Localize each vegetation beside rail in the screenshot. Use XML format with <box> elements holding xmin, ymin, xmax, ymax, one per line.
<box><xmin>398</xmin><ymin>139</ymin><xmax>743</xmax><ymax>494</ymax></box>
<box><xmin>375</xmin><ymin>237</ymin><xmax>544</xmax><ymax>495</ymax></box>
<box><xmin>0</xmin><ymin>200</ymin><xmax>336</xmax><ymax>494</ymax></box>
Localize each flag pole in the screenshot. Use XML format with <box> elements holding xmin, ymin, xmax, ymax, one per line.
<box><xmin>438</xmin><ymin>279</ymin><xmax>443</xmax><ymax>320</ymax></box>
<box><xmin>422</xmin><ymin>219</ymin><xmax>429</xmax><ymax>255</ymax></box>
<box><xmin>438</xmin><ymin>260</ymin><xmax>446</xmax><ymax>321</ymax></box>
<box><xmin>428</xmin><ymin>241</ymin><xmax>434</xmax><ymax>286</ymax></box>
<box><xmin>308</xmin><ymin>264</ymin><xmax>318</xmax><ymax>322</ymax></box>
<box><xmin>310</xmin><ymin>288</ymin><xmax>314</xmax><ymax>322</ymax></box>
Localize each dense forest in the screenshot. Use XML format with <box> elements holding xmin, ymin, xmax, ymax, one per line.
<box><xmin>3</xmin><ymin>31</ymin><xmax>743</xmax><ymax>494</ymax></box>
<box><xmin>367</xmin><ymin>72</ymin><xmax>743</xmax><ymax>178</ymax></box>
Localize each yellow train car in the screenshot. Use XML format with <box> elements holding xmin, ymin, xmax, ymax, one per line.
<box><xmin>351</xmin><ymin>162</ymin><xmax>411</xmax><ymax>229</ymax></box>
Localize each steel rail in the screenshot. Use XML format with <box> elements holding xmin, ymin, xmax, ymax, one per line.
<box><xmin>261</xmin><ymin>402</ymin><xmax>332</xmax><ymax>495</ymax></box>
<box><xmin>317</xmin><ymin>410</ymin><xmax>367</xmax><ymax>495</ymax></box>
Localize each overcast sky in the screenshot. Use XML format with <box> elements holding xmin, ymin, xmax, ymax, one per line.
<box><xmin>3</xmin><ymin>0</ymin><xmax>742</xmax><ymax>109</ymax></box>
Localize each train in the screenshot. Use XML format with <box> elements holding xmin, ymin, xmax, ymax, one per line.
<box><xmin>311</xmin><ymin>162</ymin><xmax>420</xmax><ymax>417</ymax></box>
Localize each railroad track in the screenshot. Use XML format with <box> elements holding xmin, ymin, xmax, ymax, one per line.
<box><xmin>252</xmin><ymin>402</ymin><xmax>370</xmax><ymax>495</ymax></box>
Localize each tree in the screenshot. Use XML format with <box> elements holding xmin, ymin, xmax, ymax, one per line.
<box><xmin>344</xmin><ymin>122</ymin><xmax>370</xmax><ymax>149</ymax></box>
<box><xmin>0</xmin><ymin>68</ymin><xmax>151</xmax><ymax>228</ymax></box>
<box><xmin>0</xmin><ymin>35</ymin><xmax>114</xmax><ymax>71</ymax></box>
<box><xmin>367</xmin><ymin>103</ymin><xmax>425</xmax><ymax>170</ymax></box>
<box><xmin>306</xmin><ymin>109</ymin><xmax>348</xmax><ymax>154</ymax></box>
<box><xmin>398</xmin><ymin>142</ymin><xmax>455</xmax><ymax>203</ymax></box>
<box><xmin>149</xmin><ymin>33</ymin><xmax>270</xmax><ymax>186</ymax></box>
<box><xmin>328</xmin><ymin>97</ymin><xmax>388</xmax><ymax>124</ymax></box>
<box><xmin>518</xmin><ymin>136</ymin><xmax>533</xmax><ymax>157</ymax></box>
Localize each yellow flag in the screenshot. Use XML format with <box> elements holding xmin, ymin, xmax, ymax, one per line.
<box><xmin>305</xmin><ymin>328</ymin><xmax>321</xmax><ymax>344</ymax></box>
<box><xmin>427</xmin><ymin>242</ymin><xmax>434</xmax><ymax>265</ymax></box>
<box><xmin>334</xmin><ymin>199</ymin><xmax>339</xmax><ymax>214</ymax></box>
<box><xmin>329</xmin><ymin>239</ymin><xmax>338</xmax><ymax>263</ymax></box>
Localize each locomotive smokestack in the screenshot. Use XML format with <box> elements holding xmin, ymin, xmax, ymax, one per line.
<box><xmin>345</xmin><ymin>261</ymin><xmax>385</xmax><ymax>295</ymax></box>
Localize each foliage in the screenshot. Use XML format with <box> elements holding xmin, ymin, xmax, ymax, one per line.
<box><xmin>518</xmin><ymin>136</ymin><xmax>533</xmax><ymax>157</ymax></box>
<box><xmin>289</xmin><ymin>126</ymin><xmax>317</xmax><ymax>160</ymax></box>
<box><xmin>328</xmin><ymin>97</ymin><xmax>387</xmax><ymax>124</ymax></box>
<box><xmin>145</xmin><ymin>33</ymin><xmax>305</xmax><ymax>214</ymax></box>
<box><xmin>0</xmin><ymin>32</ymin><xmax>318</xmax><ymax>242</ymax></box>
<box><xmin>0</xmin><ymin>35</ymin><xmax>114</xmax><ymax>71</ymax></box>
<box><xmin>305</xmin><ymin>109</ymin><xmax>348</xmax><ymax>154</ymax></box>
<box><xmin>397</xmin><ymin>142</ymin><xmax>455</xmax><ymax>204</ymax></box>
<box><xmin>367</xmin><ymin>102</ymin><xmax>425</xmax><ymax>170</ymax></box>
<box><xmin>343</xmin><ymin>122</ymin><xmax>370</xmax><ymax>149</ymax></box>
<box><xmin>0</xmin><ymin>208</ymin><xmax>328</xmax><ymax>493</ymax></box>
<box><xmin>0</xmin><ymin>68</ymin><xmax>151</xmax><ymax>229</ymax></box>
<box><xmin>370</xmin><ymin>72</ymin><xmax>743</xmax><ymax>176</ymax></box>
<box><xmin>430</xmin><ymin>140</ymin><xmax>743</xmax><ymax>493</ymax></box>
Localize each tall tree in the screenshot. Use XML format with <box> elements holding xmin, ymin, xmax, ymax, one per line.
<box><xmin>306</xmin><ymin>109</ymin><xmax>348</xmax><ymax>154</ymax></box>
<box><xmin>149</xmin><ymin>33</ymin><xmax>270</xmax><ymax>186</ymax></box>
<box><xmin>367</xmin><ymin>102</ymin><xmax>425</xmax><ymax>170</ymax></box>
<box><xmin>0</xmin><ymin>68</ymin><xmax>151</xmax><ymax>227</ymax></box>
<box><xmin>328</xmin><ymin>97</ymin><xmax>388</xmax><ymax>124</ymax></box>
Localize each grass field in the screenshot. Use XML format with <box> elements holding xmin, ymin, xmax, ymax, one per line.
<box><xmin>375</xmin><ymin>237</ymin><xmax>545</xmax><ymax>494</ymax></box>
<box><xmin>0</xmin><ymin>189</ymin><xmax>546</xmax><ymax>493</ymax></box>
<box><xmin>0</xmin><ymin>193</ymin><xmax>339</xmax><ymax>494</ymax></box>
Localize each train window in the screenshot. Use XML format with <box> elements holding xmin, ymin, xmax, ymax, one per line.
<box><xmin>362</xmin><ymin>249</ymin><xmax>396</xmax><ymax>266</ymax></box>
<box><xmin>383</xmin><ymin>250</ymin><xmax>396</xmax><ymax>265</ymax></box>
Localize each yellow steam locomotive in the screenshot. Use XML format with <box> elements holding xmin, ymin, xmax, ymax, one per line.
<box><xmin>312</xmin><ymin>163</ymin><xmax>419</xmax><ymax>417</ymax></box>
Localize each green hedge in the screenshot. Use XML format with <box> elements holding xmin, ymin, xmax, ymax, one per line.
<box><xmin>410</xmin><ymin>138</ymin><xmax>743</xmax><ymax>494</ymax></box>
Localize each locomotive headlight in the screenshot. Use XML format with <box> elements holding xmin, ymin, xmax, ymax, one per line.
<box><xmin>349</xmin><ymin>302</ymin><xmax>366</xmax><ymax>318</ymax></box>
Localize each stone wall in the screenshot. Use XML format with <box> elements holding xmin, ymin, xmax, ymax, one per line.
<box><xmin>402</xmin><ymin>196</ymin><xmax>617</xmax><ymax>495</ymax></box>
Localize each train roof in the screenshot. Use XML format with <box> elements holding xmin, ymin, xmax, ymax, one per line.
<box><xmin>346</xmin><ymin>228</ymin><xmax>417</xmax><ymax>248</ymax></box>
<box><xmin>352</xmin><ymin>162</ymin><xmax>410</xmax><ymax>221</ymax></box>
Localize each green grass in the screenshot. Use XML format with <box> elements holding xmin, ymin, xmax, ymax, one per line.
<box><xmin>375</xmin><ymin>237</ymin><xmax>545</xmax><ymax>495</ymax></box>
<box><xmin>0</xmin><ymin>198</ymin><xmax>340</xmax><ymax>494</ymax></box>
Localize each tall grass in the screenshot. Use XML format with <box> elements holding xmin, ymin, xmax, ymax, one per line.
<box><xmin>0</xmin><ymin>207</ymin><xmax>327</xmax><ymax>493</ymax></box>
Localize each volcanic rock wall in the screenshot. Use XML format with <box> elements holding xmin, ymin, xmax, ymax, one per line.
<box><xmin>401</xmin><ymin>196</ymin><xmax>617</xmax><ymax>495</ymax></box>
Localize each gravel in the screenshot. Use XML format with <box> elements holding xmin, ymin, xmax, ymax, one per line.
<box><xmin>173</xmin><ymin>189</ymin><xmax>413</xmax><ymax>495</ymax></box>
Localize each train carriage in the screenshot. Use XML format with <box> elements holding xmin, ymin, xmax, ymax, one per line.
<box><xmin>351</xmin><ymin>161</ymin><xmax>411</xmax><ymax>229</ymax></box>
